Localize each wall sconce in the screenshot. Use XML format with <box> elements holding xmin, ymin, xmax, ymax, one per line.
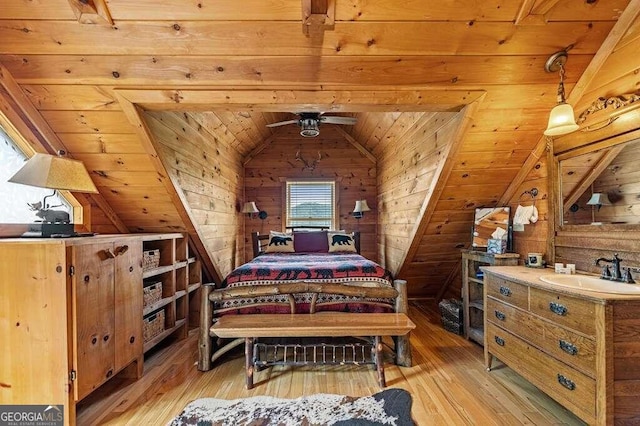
<box><xmin>241</xmin><ymin>201</ymin><xmax>259</xmax><ymax>218</ymax></box>
<box><xmin>543</xmin><ymin>50</ymin><xmax>579</xmax><ymax>137</ymax></box>
<box><xmin>352</xmin><ymin>199</ymin><xmax>371</xmax><ymax>219</ymax></box>
<box><xmin>586</xmin><ymin>193</ymin><xmax>612</xmax><ymax>211</ymax></box>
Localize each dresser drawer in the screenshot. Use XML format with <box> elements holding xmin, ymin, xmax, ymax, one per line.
<box><xmin>529</xmin><ymin>288</ymin><xmax>597</xmax><ymax>337</ymax></box>
<box><xmin>485</xmin><ymin>276</ymin><xmax>528</xmax><ymax>309</ymax></box>
<box><xmin>486</xmin><ymin>322</ymin><xmax>596</xmax><ymax>423</ymax></box>
<box><xmin>486</xmin><ymin>297</ymin><xmax>596</xmax><ymax>377</ymax></box>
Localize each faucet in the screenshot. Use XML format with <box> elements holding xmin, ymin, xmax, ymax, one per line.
<box><xmin>595</xmin><ymin>253</ymin><xmax>623</xmax><ymax>281</ymax></box>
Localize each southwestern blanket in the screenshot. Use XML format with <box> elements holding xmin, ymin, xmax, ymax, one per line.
<box><xmin>169</xmin><ymin>388</ymin><xmax>414</xmax><ymax>426</ymax></box>
<box><xmin>217</xmin><ymin>253</ymin><xmax>395</xmax><ymax>315</ymax></box>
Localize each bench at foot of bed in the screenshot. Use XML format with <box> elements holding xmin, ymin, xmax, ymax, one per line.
<box><xmin>206</xmin><ymin>313</ymin><xmax>415</xmax><ymax>389</ymax></box>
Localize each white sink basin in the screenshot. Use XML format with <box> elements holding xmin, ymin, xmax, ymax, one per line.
<box><xmin>539</xmin><ymin>274</ymin><xmax>640</xmax><ymax>294</ymax></box>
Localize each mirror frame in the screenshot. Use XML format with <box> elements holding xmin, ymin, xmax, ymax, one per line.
<box><xmin>548</xmin><ymin>92</ymin><xmax>640</xmax><ymax>262</ymax></box>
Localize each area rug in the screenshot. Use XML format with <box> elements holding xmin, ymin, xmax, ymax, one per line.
<box><xmin>169</xmin><ymin>388</ymin><xmax>414</xmax><ymax>426</ymax></box>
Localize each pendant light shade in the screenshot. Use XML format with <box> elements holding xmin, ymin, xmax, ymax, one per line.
<box><xmin>544</xmin><ymin>103</ymin><xmax>580</xmax><ymax>136</ymax></box>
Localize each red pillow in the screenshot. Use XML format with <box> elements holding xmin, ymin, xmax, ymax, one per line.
<box><xmin>293</xmin><ymin>231</ymin><xmax>329</xmax><ymax>253</ymax></box>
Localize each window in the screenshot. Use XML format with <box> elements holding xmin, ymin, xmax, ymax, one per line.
<box><xmin>0</xmin><ymin>125</ymin><xmax>71</xmax><ymax>224</ymax></box>
<box><xmin>285</xmin><ymin>180</ymin><xmax>336</xmax><ymax>229</ymax></box>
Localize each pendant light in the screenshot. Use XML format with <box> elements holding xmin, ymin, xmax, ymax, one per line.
<box><xmin>543</xmin><ymin>50</ymin><xmax>579</xmax><ymax>137</ymax></box>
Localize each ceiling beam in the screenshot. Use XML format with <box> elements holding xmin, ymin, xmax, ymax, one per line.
<box><xmin>302</xmin><ymin>0</ymin><xmax>335</xmax><ymax>36</ymax></box>
<box><xmin>115</xmin><ymin>89</ymin><xmax>482</xmax><ymax>113</ymax></box>
<box><xmin>68</xmin><ymin>0</ymin><xmax>113</xmax><ymax>25</ymax></box>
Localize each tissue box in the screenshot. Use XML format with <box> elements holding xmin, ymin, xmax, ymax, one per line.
<box><xmin>487</xmin><ymin>238</ymin><xmax>507</xmax><ymax>254</ymax></box>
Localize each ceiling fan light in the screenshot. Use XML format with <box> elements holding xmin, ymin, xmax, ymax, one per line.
<box><xmin>299</xmin><ymin>118</ymin><xmax>320</xmax><ymax>137</ymax></box>
<box><xmin>544</xmin><ymin>102</ymin><xmax>579</xmax><ymax>136</ymax></box>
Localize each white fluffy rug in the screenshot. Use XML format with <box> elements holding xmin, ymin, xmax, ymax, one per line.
<box><xmin>169</xmin><ymin>388</ymin><xmax>414</xmax><ymax>426</ymax></box>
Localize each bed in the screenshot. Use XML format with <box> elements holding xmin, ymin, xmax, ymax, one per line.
<box><xmin>198</xmin><ymin>230</ymin><xmax>412</xmax><ymax>373</ymax></box>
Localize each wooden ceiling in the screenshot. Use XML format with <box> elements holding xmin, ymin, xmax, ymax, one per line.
<box><xmin>0</xmin><ymin>0</ymin><xmax>638</xmax><ymax>293</ymax></box>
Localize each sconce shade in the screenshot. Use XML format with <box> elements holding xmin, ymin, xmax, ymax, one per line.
<box><xmin>241</xmin><ymin>201</ymin><xmax>259</xmax><ymax>214</ymax></box>
<box><xmin>544</xmin><ymin>103</ymin><xmax>579</xmax><ymax>137</ymax></box>
<box><xmin>586</xmin><ymin>193</ymin><xmax>612</xmax><ymax>207</ymax></box>
<box><xmin>8</xmin><ymin>153</ymin><xmax>98</xmax><ymax>193</ymax></box>
<box><xmin>353</xmin><ymin>199</ymin><xmax>371</xmax><ymax>213</ymax></box>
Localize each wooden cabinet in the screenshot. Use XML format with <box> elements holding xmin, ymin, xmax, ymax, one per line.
<box><xmin>484</xmin><ymin>266</ymin><xmax>640</xmax><ymax>425</ymax></box>
<box><xmin>71</xmin><ymin>239</ymin><xmax>143</xmax><ymax>401</ymax></box>
<box><xmin>460</xmin><ymin>250</ymin><xmax>519</xmax><ymax>345</ymax></box>
<box><xmin>0</xmin><ymin>233</ymin><xmax>200</xmax><ymax>426</ymax></box>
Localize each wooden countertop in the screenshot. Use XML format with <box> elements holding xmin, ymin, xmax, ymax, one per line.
<box><xmin>482</xmin><ymin>265</ymin><xmax>640</xmax><ymax>302</ymax></box>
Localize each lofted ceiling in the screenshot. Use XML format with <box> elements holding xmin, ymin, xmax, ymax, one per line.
<box><xmin>0</xmin><ymin>0</ymin><xmax>639</xmax><ymax>294</ymax></box>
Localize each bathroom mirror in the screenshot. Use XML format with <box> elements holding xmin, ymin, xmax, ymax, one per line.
<box><xmin>559</xmin><ymin>137</ymin><xmax>640</xmax><ymax>226</ymax></box>
<box><xmin>471</xmin><ymin>207</ymin><xmax>510</xmax><ymax>249</ymax></box>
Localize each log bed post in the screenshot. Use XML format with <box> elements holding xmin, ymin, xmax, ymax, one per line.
<box><xmin>198</xmin><ymin>283</ymin><xmax>215</xmax><ymax>371</ymax></box>
<box><xmin>394</xmin><ymin>279</ymin><xmax>412</xmax><ymax>367</ymax></box>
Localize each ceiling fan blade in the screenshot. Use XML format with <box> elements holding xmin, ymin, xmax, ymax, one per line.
<box><xmin>266</xmin><ymin>119</ymin><xmax>299</xmax><ymax>128</ymax></box>
<box><xmin>320</xmin><ymin>116</ymin><xmax>357</xmax><ymax>125</ymax></box>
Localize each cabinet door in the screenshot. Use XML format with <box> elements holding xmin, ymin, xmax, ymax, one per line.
<box><xmin>71</xmin><ymin>243</ymin><xmax>115</xmax><ymax>401</ymax></box>
<box><xmin>114</xmin><ymin>239</ymin><xmax>143</xmax><ymax>371</ymax></box>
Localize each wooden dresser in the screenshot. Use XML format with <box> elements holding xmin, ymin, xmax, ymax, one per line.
<box><xmin>0</xmin><ymin>233</ymin><xmax>198</xmax><ymax>426</ymax></box>
<box><xmin>484</xmin><ymin>266</ymin><xmax>640</xmax><ymax>425</ymax></box>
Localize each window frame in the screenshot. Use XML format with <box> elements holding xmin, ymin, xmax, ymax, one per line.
<box><xmin>0</xmin><ymin>114</ymin><xmax>82</xmax><ymax>235</ymax></box>
<box><xmin>283</xmin><ymin>178</ymin><xmax>339</xmax><ymax>231</ymax></box>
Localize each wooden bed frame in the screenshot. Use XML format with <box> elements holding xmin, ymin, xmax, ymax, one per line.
<box><xmin>198</xmin><ymin>231</ymin><xmax>412</xmax><ymax>373</ymax></box>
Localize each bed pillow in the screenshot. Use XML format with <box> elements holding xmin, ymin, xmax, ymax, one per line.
<box><xmin>327</xmin><ymin>231</ymin><xmax>357</xmax><ymax>253</ymax></box>
<box><xmin>293</xmin><ymin>230</ymin><xmax>329</xmax><ymax>253</ymax></box>
<box><xmin>265</xmin><ymin>231</ymin><xmax>295</xmax><ymax>253</ymax></box>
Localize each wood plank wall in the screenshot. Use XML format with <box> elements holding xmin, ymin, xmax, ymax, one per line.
<box><xmin>376</xmin><ymin>112</ymin><xmax>459</xmax><ymax>295</ymax></box>
<box><xmin>244</xmin><ymin>125</ymin><xmax>376</xmax><ymax>262</ymax></box>
<box><xmin>143</xmin><ymin>111</ymin><xmax>244</xmax><ymax>278</ymax></box>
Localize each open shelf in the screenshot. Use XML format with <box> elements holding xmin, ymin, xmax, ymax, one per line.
<box><xmin>143</xmin><ymin>318</ymin><xmax>187</xmax><ymax>353</ymax></box>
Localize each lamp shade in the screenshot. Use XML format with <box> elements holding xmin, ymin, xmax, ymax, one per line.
<box><xmin>544</xmin><ymin>103</ymin><xmax>579</xmax><ymax>137</ymax></box>
<box><xmin>241</xmin><ymin>201</ymin><xmax>259</xmax><ymax>214</ymax></box>
<box><xmin>8</xmin><ymin>153</ymin><xmax>98</xmax><ymax>193</ymax></box>
<box><xmin>353</xmin><ymin>199</ymin><xmax>371</xmax><ymax>213</ymax></box>
<box><xmin>586</xmin><ymin>193</ymin><xmax>612</xmax><ymax>207</ymax></box>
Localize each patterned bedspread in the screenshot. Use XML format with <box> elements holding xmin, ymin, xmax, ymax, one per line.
<box><xmin>217</xmin><ymin>253</ymin><xmax>395</xmax><ymax>315</ymax></box>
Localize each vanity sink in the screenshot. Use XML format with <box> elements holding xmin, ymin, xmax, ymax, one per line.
<box><xmin>539</xmin><ymin>273</ymin><xmax>640</xmax><ymax>294</ymax></box>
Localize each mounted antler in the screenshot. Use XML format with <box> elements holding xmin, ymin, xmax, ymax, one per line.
<box><xmin>295</xmin><ymin>150</ymin><xmax>322</xmax><ymax>171</ymax></box>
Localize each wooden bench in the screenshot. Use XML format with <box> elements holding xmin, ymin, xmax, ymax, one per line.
<box><xmin>211</xmin><ymin>313</ymin><xmax>415</xmax><ymax>389</ymax></box>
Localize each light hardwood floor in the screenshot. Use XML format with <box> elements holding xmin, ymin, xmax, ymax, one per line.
<box><xmin>77</xmin><ymin>301</ymin><xmax>586</xmax><ymax>425</ymax></box>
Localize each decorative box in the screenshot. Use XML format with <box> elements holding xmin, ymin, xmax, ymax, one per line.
<box><xmin>487</xmin><ymin>238</ymin><xmax>507</xmax><ymax>254</ymax></box>
<box><xmin>143</xmin><ymin>249</ymin><xmax>160</xmax><ymax>271</ymax></box>
<box><xmin>143</xmin><ymin>281</ymin><xmax>162</xmax><ymax>308</ymax></box>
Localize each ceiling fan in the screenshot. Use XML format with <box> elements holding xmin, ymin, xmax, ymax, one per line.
<box><xmin>266</xmin><ymin>112</ymin><xmax>357</xmax><ymax>137</ymax></box>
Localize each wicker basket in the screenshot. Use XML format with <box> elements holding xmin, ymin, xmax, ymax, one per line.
<box><xmin>143</xmin><ymin>309</ymin><xmax>165</xmax><ymax>343</ymax></box>
<box><xmin>143</xmin><ymin>249</ymin><xmax>160</xmax><ymax>271</ymax></box>
<box><xmin>143</xmin><ymin>281</ymin><xmax>162</xmax><ymax>308</ymax></box>
<box><xmin>438</xmin><ymin>299</ymin><xmax>463</xmax><ymax>335</ymax></box>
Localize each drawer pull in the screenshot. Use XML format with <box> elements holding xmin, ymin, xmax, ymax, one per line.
<box><xmin>557</xmin><ymin>374</ymin><xmax>576</xmax><ymax>391</ymax></box>
<box><xmin>499</xmin><ymin>286</ymin><xmax>512</xmax><ymax>297</ymax></box>
<box><xmin>494</xmin><ymin>336</ymin><xmax>505</xmax><ymax>346</ymax></box>
<box><xmin>494</xmin><ymin>310</ymin><xmax>506</xmax><ymax>321</ymax></box>
<box><xmin>549</xmin><ymin>302</ymin><xmax>568</xmax><ymax>316</ymax></box>
<box><xmin>559</xmin><ymin>340</ymin><xmax>578</xmax><ymax>356</ymax></box>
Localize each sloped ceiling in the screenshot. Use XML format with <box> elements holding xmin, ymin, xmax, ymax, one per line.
<box><xmin>0</xmin><ymin>0</ymin><xmax>638</xmax><ymax>294</ymax></box>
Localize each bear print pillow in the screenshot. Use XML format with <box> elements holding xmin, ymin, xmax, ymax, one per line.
<box><xmin>327</xmin><ymin>231</ymin><xmax>357</xmax><ymax>253</ymax></box>
<box><xmin>265</xmin><ymin>231</ymin><xmax>295</xmax><ymax>253</ymax></box>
